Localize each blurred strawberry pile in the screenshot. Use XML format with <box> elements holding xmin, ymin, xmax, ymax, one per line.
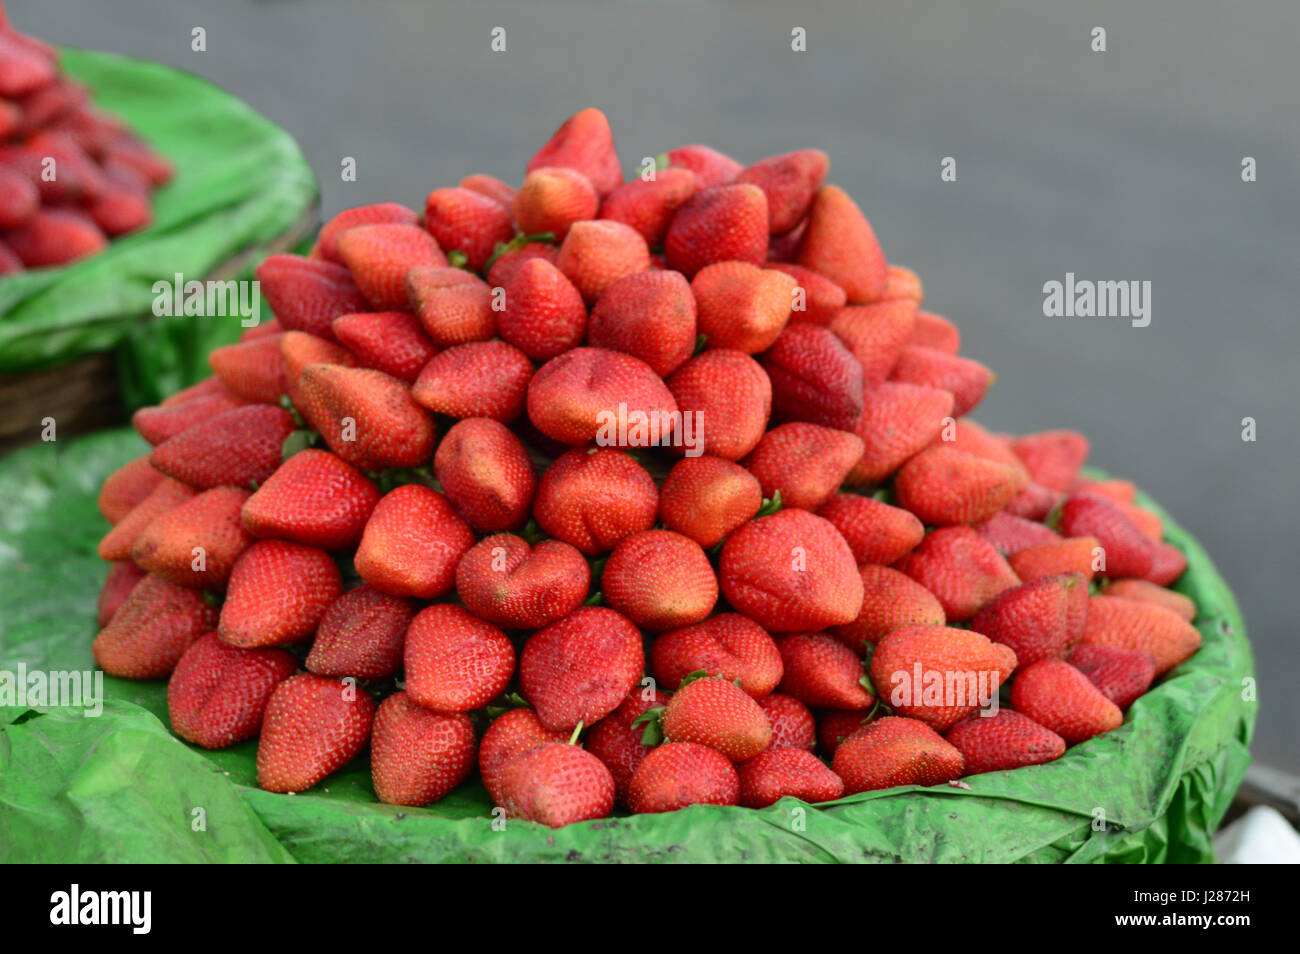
<box><xmin>91</xmin><ymin>107</ymin><xmax>1202</xmax><ymax>828</ymax></box>
<box><xmin>0</xmin><ymin>4</ymin><xmax>172</xmax><ymax>273</ymax></box>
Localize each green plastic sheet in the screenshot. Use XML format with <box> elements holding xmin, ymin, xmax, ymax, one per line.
<box><xmin>0</xmin><ymin>430</ymin><xmax>1256</xmax><ymax>863</ymax></box>
<box><xmin>0</xmin><ymin>49</ymin><xmax>317</xmax><ymax>406</ymax></box>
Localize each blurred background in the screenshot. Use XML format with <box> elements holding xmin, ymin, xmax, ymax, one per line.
<box><xmin>11</xmin><ymin>0</ymin><xmax>1297</xmax><ymax>773</ymax></box>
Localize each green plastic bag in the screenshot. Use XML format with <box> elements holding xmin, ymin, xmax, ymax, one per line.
<box><xmin>0</xmin><ymin>430</ymin><xmax>1255</xmax><ymax>863</ymax></box>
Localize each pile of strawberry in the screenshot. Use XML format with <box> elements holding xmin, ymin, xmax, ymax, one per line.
<box><xmin>0</xmin><ymin>5</ymin><xmax>172</xmax><ymax>273</ymax></box>
<box><xmin>91</xmin><ymin>107</ymin><xmax>1203</xmax><ymax>828</ymax></box>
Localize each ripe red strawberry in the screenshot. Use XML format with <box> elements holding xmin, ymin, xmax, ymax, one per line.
<box><xmin>526</xmin><ymin>107</ymin><xmax>622</xmax><ymax>198</ymax></box>
<box><xmin>433</xmin><ymin>418</ymin><xmax>536</xmax><ymax>532</ymax></box>
<box><xmin>519</xmin><ymin>606</ymin><xmax>644</xmax><ymax>730</ymax></box>
<box><xmin>1071</xmin><ymin>477</ymin><xmax>1137</xmax><ymax>503</ymax></box>
<box><xmin>1078</xmin><ymin>594</ymin><xmax>1201</xmax><ymax>675</ymax></box>
<box><xmin>337</xmin><ymin>223</ymin><xmax>447</xmax><ymax>309</ymax></box>
<box><xmin>601</xmin><ymin>530</ymin><xmax>718</xmax><ymax>632</ymax></box>
<box><xmin>665</xmin><ymin>183</ymin><xmax>768</xmax><ymax>277</ymax></box>
<box><xmin>660</xmin><ymin>455</ymin><xmax>762</xmax><ymax>548</ymax></box>
<box><xmin>207</xmin><ymin>335</ymin><xmax>287</xmax><ymax>405</ymax></box>
<box><xmin>970</xmin><ymin>573</ymin><xmax>1087</xmax><ymax>666</ymax></box>
<box><xmin>312</xmin><ymin>202</ymin><xmax>419</xmax><ymax>263</ymax></box>
<box><xmin>412</xmin><ymin>339</ymin><xmax>533</xmax><ymax>422</ymax></box>
<box><xmin>497</xmin><ymin>257</ymin><xmax>587</xmax><ymax>361</ymax></box>
<box><xmin>404</xmin><ymin>604</ymin><xmax>516</xmax><ymax>711</ymax></box>
<box><xmin>846</xmin><ymin>382</ymin><xmax>954</xmax><ymax>485</ymax></box>
<box><xmin>1145</xmin><ymin>541</ymin><xmax>1188</xmax><ymax>586</ymax></box>
<box><xmin>6</xmin><ymin>208</ymin><xmax>106</xmax><ymax>266</ymax></box>
<box><xmin>132</xmin><ymin>391</ymin><xmax>247</xmax><ymax>446</ymax></box>
<box><xmin>218</xmin><ymin>540</ymin><xmax>341</xmax><ymax>648</ymax></box>
<box><xmin>734</xmin><ymin>149</ymin><xmax>829</xmax><ymax>235</ymax></box>
<box><xmin>758</xmin><ymin>693</ymin><xmax>816</xmax><ymax>750</ymax></box>
<box><xmin>738</xmin><ymin>747</ymin><xmax>844</xmax><ymax>808</ymax></box>
<box><xmin>241</xmin><ymin>448</ymin><xmax>380</xmax><ymax>550</ymax></box>
<box><xmin>1009</xmin><ymin>659</ymin><xmax>1123</xmax><ymax>745</ymax></box>
<box><xmin>256</xmin><ymin>673</ymin><xmax>376</xmax><ymax>793</ymax></box>
<box><xmin>150</xmin><ymin>405</ymin><xmax>296</xmax><ymax>490</ymax></box>
<box><xmin>584</xmin><ymin>687</ymin><xmax>671</xmax><ymax>804</ymax></box>
<box><xmin>98</xmin><ymin>454</ymin><xmax>166</xmax><ymax>524</ymax></box>
<box><xmin>512</xmin><ymin>166</ymin><xmax>598</xmax><ymax>240</ymax></box>
<box><xmin>666</xmin><ymin>349</ymin><xmax>772</xmax><ymax>460</ymax></box>
<box><xmin>832</xmin><ymin>717</ymin><xmax>964</xmax><ymax>793</ymax></box>
<box><xmin>97</xmin><ymin>478</ymin><xmax>195</xmax><ymax>561</ymax></box>
<box><xmin>0</xmin><ymin>32</ymin><xmax>55</xmax><ymax>98</ymax></box>
<box><xmin>370</xmin><ymin>692</ymin><xmax>476</xmax><ymax>807</ymax></box>
<box><xmin>456</xmin><ymin>533</ymin><xmax>590</xmax><ymax>629</ymax></box>
<box><xmin>719</xmin><ymin>509</ymin><xmax>863</xmax><ymax>632</ymax></box>
<box><xmin>424</xmin><ymin>186</ymin><xmax>514</xmax><ymax>271</ymax></box>
<box><xmin>533</xmin><ymin>447</ymin><xmax>658</xmax><ymax>555</ymax></box>
<box><xmin>907</xmin><ymin>310</ymin><xmax>960</xmax><ymax>353</ymax></box>
<box><xmin>87</xmin><ymin>178</ymin><xmax>152</xmax><ymax>236</ymax></box>
<box><xmin>354</xmin><ymin>485</ymin><xmax>475</xmax><ymax>598</ymax></box>
<box><xmin>1066</xmin><ymin>643</ymin><xmax>1157</xmax><ymax>711</ymax></box>
<box><xmin>331</xmin><ymin>311</ymin><xmax>438</xmax><ymax>383</ymax></box>
<box><xmin>486</xmin><ymin>239</ymin><xmax>558</xmax><ymax>287</ymax></box>
<box><xmin>762</xmin><ymin>323</ymin><xmax>865</xmax><ymax>430</ymax></box>
<box><xmin>795</xmin><ymin>185</ymin><xmax>887</xmax><ymax>303</ymax></box>
<box><xmin>828</xmin><ymin>300</ymin><xmax>917</xmax><ymax>385</ymax></box>
<box><xmin>767</xmin><ymin>263</ymin><xmax>847</xmax><ymax>325</ymax></box>
<box><xmin>167</xmin><ymin>633</ymin><xmax>296</xmax><ymax>749</ymax></box>
<box><xmin>1008</xmin><ymin>535</ymin><xmax>1101</xmax><ymax>582</ymax></box>
<box><xmin>627</xmin><ymin>741</ymin><xmax>740</xmax><ymax>813</ymax></box>
<box><xmin>405</xmin><ymin>265</ymin><xmax>494</xmax><ymax>346</ymax></box>
<box><xmin>498</xmin><ymin>742</ymin><xmax>616</xmax><ymax>827</ymax></box>
<box><xmin>280</xmin><ymin>331</ymin><xmax>358</xmax><ymax>408</ymax></box>
<box><xmin>651</xmin><ymin>613</ymin><xmax>783</xmax><ymax>698</ymax></box>
<box><xmin>255</xmin><ymin>254</ymin><xmax>370</xmax><ymax>340</ymax></box>
<box><xmin>26</xmin><ymin>130</ymin><xmax>108</xmax><ymax>200</ymax></box>
<box><xmin>526</xmin><ymin>347</ymin><xmax>677</xmax><ymax>447</ymax></box>
<box><xmin>0</xmin><ymin>237</ymin><xmax>24</xmax><ymax>274</ymax></box>
<box><xmin>1116</xmin><ymin>500</ymin><xmax>1164</xmax><ymax>541</ymax></box>
<box><xmin>479</xmin><ymin>708</ymin><xmax>569</xmax><ymax>804</ymax></box>
<box><xmin>599</xmin><ymin>168</ymin><xmax>697</xmax><ymax>245</ymax></box>
<box><xmin>936</xmin><ymin>418</ymin><xmax>1028</xmax><ymax>476</ymax></box>
<box><xmin>305</xmin><ymin>585</ymin><xmax>414</xmax><ymax>680</ymax></box>
<box><xmin>459</xmin><ymin>173</ymin><xmax>517</xmax><ymax>209</ymax></box>
<box><xmin>92</xmin><ymin>574</ymin><xmax>219</xmax><ymax>679</ymax></box>
<box><xmin>658</xmin><ymin>675</ymin><xmax>772</xmax><ymax>761</ymax></box>
<box><xmin>895</xmin><ymin>445</ymin><xmax>1029</xmax><ymax>526</ymax></box>
<box><xmin>894</xmin><ymin>526</ymin><xmax>1020</xmax><ymax>622</ymax></box>
<box><xmin>890</xmin><ymin>346</ymin><xmax>993</xmax><ymax>417</ymax></box>
<box><xmin>588</xmin><ymin>269</ymin><xmax>697</xmax><ymax>377</ymax></box>
<box><xmin>554</xmin><ymin>219</ymin><xmax>651</xmax><ymax>304</ymax></box>
<box><xmin>97</xmin><ymin>560</ymin><xmax>147</xmax><ymax>626</ymax></box>
<box><xmin>163</xmin><ymin>376</ymin><xmax>246</xmax><ymax>406</ymax></box>
<box><xmin>816</xmin><ymin>494</ymin><xmax>924</xmax><ymax>566</ymax></box>
<box><xmin>943</xmin><ymin>710</ymin><xmax>1066</xmax><ymax>776</ymax></box>
<box><xmin>692</xmin><ymin>261</ymin><xmax>797</xmax><ymax>357</ymax></box>
<box><xmin>1103</xmin><ymin>579</ymin><xmax>1195</xmax><ymax>621</ymax></box>
<box><xmin>132</xmin><ymin>486</ymin><xmax>253</xmax><ymax>589</ymax></box>
<box><xmin>1005</xmin><ymin>483</ymin><xmax>1067</xmax><ymax>520</ymax></box>
<box><xmin>830</xmin><ymin>565</ymin><xmax>946</xmax><ymax>652</ymax></box>
<box><xmin>818</xmin><ymin>709</ymin><xmax>878</xmax><ymax>757</ymax></box>
<box><xmin>0</xmin><ymin>163</ymin><xmax>38</xmax><ymax>229</ymax></box>
<box><xmin>1057</xmin><ymin>493</ymin><xmax>1156</xmax><ymax>579</ymax></box>
<box><xmin>1010</xmin><ymin>430</ymin><xmax>1089</xmax><ymax>492</ymax></box>
<box><xmin>102</xmin><ymin>137</ymin><xmax>174</xmax><ymax>186</ymax></box>
<box><xmin>743</xmin><ymin>422</ymin><xmax>864</xmax><ymax>512</ymax></box>
<box><xmin>776</xmin><ymin>631</ymin><xmax>874</xmax><ymax>709</ymax></box>
<box><xmin>665</xmin><ymin>144</ymin><xmax>743</xmax><ymax>189</ymax></box>
<box><xmin>297</xmin><ymin>364</ymin><xmax>436</xmax><ymax>470</ymax></box>
<box><xmin>972</xmin><ymin>511</ymin><xmax>1059</xmax><ymax>556</ymax></box>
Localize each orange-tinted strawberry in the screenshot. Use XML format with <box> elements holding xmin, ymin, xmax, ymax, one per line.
<box><xmin>743</xmin><ymin>422</ymin><xmax>864</xmax><ymax>512</ymax></box>
<box><xmin>599</xmin><ymin>168</ymin><xmax>697</xmax><ymax>245</ymax></box>
<box><xmin>659</xmin><ymin>675</ymin><xmax>772</xmax><ymax>761</ymax></box>
<box><xmin>526</xmin><ymin>107</ymin><xmax>622</xmax><ymax>198</ymax></box>
<box><xmin>944</xmin><ymin>709</ymin><xmax>1065</xmax><ymax>776</ymax></box>
<box><xmin>98</xmin><ymin>454</ymin><xmax>165</xmax><ymax>523</ymax></box>
<box><xmin>337</xmin><ymin>223</ymin><xmax>447</xmax><ymax>309</ymax></box>
<box><xmin>1008</xmin><ymin>535</ymin><xmax>1101</xmax><ymax>582</ymax></box>
<box><xmin>1078</xmin><ymin>594</ymin><xmax>1201</xmax><ymax>675</ymax></box>
<box><xmin>1066</xmin><ymin>643</ymin><xmax>1157</xmax><ymax>711</ymax></box>
<box><xmin>412</xmin><ymin>339</ymin><xmax>532</xmax><ymax>422</ymax></box>
<box><xmin>150</xmin><ymin>405</ymin><xmax>296</xmax><ymax>490</ymax></box>
<box><xmin>218</xmin><ymin>540</ymin><xmax>341</xmax><ymax>648</ymax></box>
<box><xmin>208</xmin><ymin>335</ymin><xmax>287</xmax><ymax>405</ymax></box>
<box><xmin>404</xmin><ymin>604</ymin><xmax>516</xmax><ymax>712</ymax></box>
<box><xmin>331</xmin><ymin>311</ymin><xmax>438</xmax><ymax>383</ymax></box>
<box><xmin>511</xmin><ymin>166</ymin><xmax>598</xmax><ymax>240</ymax></box>
<box><xmin>1116</xmin><ymin>499</ymin><xmax>1164</xmax><ymax>541</ymax></box>
<box><xmin>256</xmin><ymin>673</ymin><xmax>375</xmax><ymax>793</ymax></box>
<box><xmin>907</xmin><ymin>309</ymin><xmax>959</xmax><ymax>353</ymax></box>
<box><xmin>1010</xmin><ymin>430</ymin><xmax>1089</xmax><ymax>492</ymax></box>
<box><xmin>601</xmin><ymin>529</ymin><xmax>718</xmax><ymax>632</ymax></box>
<box><xmin>815</xmin><ymin>494</ymin><xmax>925</xmax><ymax>566</ymax></box>
<box><xmin>354</xmin><ymin>485</ymin><xmax>475</xmax><ymax>599</ymax></box>
<box><xmin>97</xmin><ymin>478</ymin><xmax>195</xmax><ymax>561</ymax></box>
<box><xmin>455</xmin><ymin>533</ymin><xmax>590</xmax><ymax>629</ymax></box>
<box><xmin>497</xmin><ymin>257</ymin><xmax>586</xmax><ymax>361</ymax></box>
<box><xmin>767</xmin><ymin>262</ymin><xmax>846</xmax><ymax>325</ymax></box>
<box><xmin>691</xmin><ymin>260</ymin><xmax>797</xmax><ymax>353</ymax></box>
<box><xmin>762</xmin><ymin>322</ymin><xmax>865</xmax><ymax>430</ymax></box>
<box><xmin>830</xmin><ymin>564</ymin><xmax>946</xmax><ymax>652</ymax></box>
<box><xmin>132</xmin><ymin>486</ymin><xmax>253</xmax><ymax>589</ymax></box>
<box><xmin>758</xmin><ymin>693</ymin><xmax>816</xmax><ymax>750</ymax></box>
<box><xmin>970</xmin><ymin>573</ymin><xmax>1087</xmax><ymax>667</ymax></box>
<box><xmin>92</xmin><ymin>574</ymin><xmax>218</xmax><ymax>679</ymax></box>
<box><xmin>5</xmin><ymin>208</ymin><xmax>106</xmax><ymax>266</ymax></box>
<box><xmin>972</xmin><ymin>511</ymin><xmax>1059</xmax><ymax>556</ymax></box>
<box><xmin>665</xmin><ymin>143</ymin><xmax>743</xmax><ymax>189</ymax></box>
<box><xmin>666</xmin><ymin>349</ymin><xmax>772</xmax><ymax>460</ymax></box>
<box><xmin>659</xmin><ymin>455</ymin><xmax>763</xmax><ymax>547</ymax></box>
<box><xmin>280</xmin><ymin>331</ymin><xmax>358</xmax><ymax>408</ymax></box>
<box><xmin>895</xmin><ymin>445</ymin><xmax>1029</xmax><ymax>526</ymax></box>
<box><xmin>1009</xmin><ymin>659</ymin><xmax>1123</xmax><ymax>745</ymax></box>
<box><xmin>651</xmin><ymin>612</ymin><xmax>783</xmax><ymax>698</ymax></box>
<box><xmin>424</xmin><ymin>186</ymin><xmax>515</xmax><ymax>271</ymax></box>
<box><xmin>588</xmin><ymin>269</ymin><xmax>697</xmax><ymax>377</ymax></box>
<box><xmin>776</xmin><ymin>631</ymin><xmax>874</xmax><ymax>710</ymax></box>
<box><xmin>433</xmin><ymin>418</ymin><xmax>536</xmax><ymax>532</ymax></box>
<box><xmin>628</xmin><ymin>741</ymin><xmax>740</xmax><ymax>813</ymax></box>
<box><xmin>890</xmin><ymin>345</ymin><xmax>993</xmax><ymax>417</ymax></box>
<box><xmin>1057</xmin><ymin>493</ymin><xmax>1156</xmax><ymax>579</ymax></box>
<box><xmin>298</xmin><ymin>364</ymin><xmax>436</xmax><ymax>470</ymax></box>
<box><xmin>734</xmin><ymin>149</ymin><xmax>829</xmax><ymax>235</ymax></box>
<box><xmin>719</xmin><ymin>509</ymin><xmax>863</xmax><ymax>632</ymax></box>
<box><xmin>313</xmin><ymin>202</ymin><xmax>419</xmax><ymax>263</ymax></box>
<box><xmin>738</xmin><ymin>747</ymin><xmax>843</xmax><ymax>808</ymax></box>
<box><xmin>554</xmin><ymin>219</ymin><xmax>651</xmax><ymax>304</ymax></box>
<box><xmin>459</xmin><ymin>173</ymin><xmax>517</xmax><ymax>209</ymax></box>
<box><xmin>241</xmin><ymin>449</ymin><xmax>379</xmax><ymax>550</ymax></box>
<box><xmin>1145</xmin><ymin>541</ymin><xmax>1188</xmax><ymax>586</ymax></box>
<box><xmin>478</xmin><ymin>708</ymin><xmax>569</xmax><ymax>805</ymax></box>
<box><xmin>895</xmin><ymin>526</ymin><xmax>1020</xmax><ymax>621</ymax></box>
<box><xmin>405</xmin><ymin>265</ymin><xmax>494</xmax><ymax>346</ymax></box>
<box><xmin>795</xmin><ymin>185</ymin><xmax>887</xmax><ymax>303</ymax></box>
<box><xmin>167</xmin><ymin>632</ymin><xmax>296</xmax><ymax>749</ymax></box>
<box><xmin>305</xmin><ymin>584</ymin><xmax>414</xmax><ymax>680</ymax></box>
<box><xmin>584</xmin><ymin>687</ymin><xmax>671</xmax><ymax>804</ymax></box>
<box><xmin>519</xmin><ymin>606</ymin><xmax>645</xmax><ymax>731</ymax></box>
<box><xmin>829</xmin><ymin>299</ymin><xmax>918</xmax><ymax>385</ymax></box>
<box><xmin>526</xmin><ymin>347</ymin><xmax>677</xmax><ymax>447</ymax></box>
<box><xmin>498</xmin><ymin>741</ymin><xmax>616</xmax><ymax>826</ymax></box>
<box><xmin>818</xmin><ymin>709</ymin><xmax>879</xmax><ymax>757</ymax></box>
<box><xmin>665</xmin><ymin>183</ymin><xmax>768</xmax><ymax>277</ymax></box>
<box><xmin>533</xmin><ymin>447</ymin><xmax>658</xmax><ymax>555</ymax></box>
<box><xmin>97</xmin><ymin>560</ymin><xmax>147</xmax><ymax>626</ymax></box>
<box><xmin>486</xmin><ymin>239</ymin><xmax>559</xmax><ymax>287</ymax></box>
<box><xmin>832</xmin><ymin>717</ymin><xmax>964</xmax><ymax>793</ymax></box>
<box><xmin>370</xmin><ymin>692</ymin><xmax>476</xmax><ymax>807</ymax></box>
<box><xmin>255</xmin><ymin>254</ymin><xmax>369</xmax><ymax>340</ymax></box>
<box><xmin>1103</xmin><ymin>579</ymin><xmax>1195</xmax><ymax>621</ymax></box>
<box><xmin>132</xmin><ymin>391</ymin><xmax>247</xmax><ymax>446</ymax></box>
<box><xmin>846</xmin><ymin>383</ymin><xmax>954</xmax><ymax>485</ymax></box>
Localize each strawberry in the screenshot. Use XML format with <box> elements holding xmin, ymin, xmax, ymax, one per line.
<box><xmin>162</xmin><ymin>377</ymin><xmax>243</xmax><ymax>406</ymax></box>
<box><xmin>525</xmin><ymin>347</ymin><xmax>677</xmax><ymax>447</ymax></box>
<box><xmin>894</xmin><ymin>526</ymin><xmax>1020</xmax><ymax>622</ymax></box>
<box><xmin>588</xmin><ymin>269</ymin><xmax>697</xmax><ymax>377</ymax></box>
<box><xmin>412</xmin><ymin>339</ymin><xmax>533</xmax><ymax>422</ymax></box>
<box><xmin>691</xmin><ymin>260</ymin><xmax>796</xmax><ymax>353</ymax></box>
<box><xmin>456</xmin><ymin>533</ymin><xmax>590</xmax><ymax>629</ymax></box>
<box><xmin>241</xmin><ymin>448</ymin><xmax>380</xmax><ymax>550</ymax></box>
<box><xmin>354</xmin><ymin>485</ymin><xmax>474</xmax><ymax>598</ymax></box>
<box><xmin>132</xmin><ymin>391</ymin><xmax>246</xmax><ymax>446</ymax></box>
<box><xmin>518</xmin><ymin>606</ymin><xmax>644</xmax><ymax>730</ymax></box>
<box><xmin>497</xmin><ymin>257</ymin><xmax>587</xmax><ymax>361</ymax></box>
<box><xmin>218</xmin><ymin>540</ymin><xmax>341</xmax><ymax>648</ymax></box>
<box><xmin>832</xmin><ymin>717</ymin><xmax>964</xmax><ymax>793</ymax></box>
<box><xmin>665</xmin><ymin>144</ymin><xmax>743</xmax><ymax>189</ymax></box>
<box><xmin>1116</xmin><ymin>500</ymin><xmax>1164</xmax><ymax>541</ymax></box>
<box><xmin>280</xmin><ymin>331</ymin><xmax>358</xmax><ymax>408</ymax></box>
<box><xmin>776</xmin><ymin>631</ymin><xmax>874</xmax><ymax>709</ymax></box>
<box><xmin>460</xmin><ymin>173</ymin><xmax>517</xmax><ymax>209</ymax></box>
<box><xmin>0</xmin><ymin>163</ymin><xmax>37</xmax><ymax>228</ymax></box>
<box><xmin>254</xmin><ymin>254</ymin><xmax>369</xmax><ymax>340</ymax></box>
<box><xmin>304</xmin><ymin>585</ymin><xmax>414</xmax><ymax>680</ymax></box>
<box><xmin>102</xmin><ymin>138</ymin><xmax>173</xmax><ymax>186</ymax></box>
<box><xmin>1057</xmin><ymin>493</ymin><xmax>1156</xmax><ymax>579</ymax></box>
<box><xmin>405</xmin><ymin>265</ymin><xmax>494</xmax><ymax>346</ymax></box>
<box><xmin>25</xmin><ymin>130</ymin><xmax>108</xmax><ymax>200</ymax></box>
<box><xmin>97</xmin><ymin>560</ymin><xmax>147</xmax><ymax>626</ymax></box>
<box><xmin>935</xmin><ymin>418</ymin><xmax>1028</xmax><ymax>476</ymax></box>
<box><xmin>829</xmin><ymin>564</ymin><xmax>946</xmax><ymax>652</ymax></box>
<box><xmin>1067</xmin><ymin>643</ymin><xmax>1157</xmax><ymax>711</ymax></box>
<box><xmin>972</xmin><ymin>511</ymin><xmax>1059</xmax><ymax>556</ymax></box>
<box><xmin>816</xmin><ymin>493</ymin><xmax>925</xmax><ymax>566</ymax></box>
<box><xmin>829</xmin><ymin>300</ymin><xmax>917</xmax><ymax>385</ymax></box>
<box><xmin>554</xmin><ymin>219</ymin><xmax>651</xmax><ymax>304</ymax></box>
<box><xmin>1103</xmin><ymin>579</ymin><xmax>1195</xmax><ymax>621</ymax></box>
<box><xmin>1009</xmin><ymin>659</ymin><xmax>1123</xmax><ymax>745</ymax></box>
<box><xmin>818</xmin><ymin>709</ymin><xmax>880</xmax><ymax>757</ymax></box>
<box><xmin>167</xmin><ymin>633</ymin><xmax>296</xmax><ymax>749</ymax></box>
<box><xmin>0</xmin><ymin>237</ymin><xmax>23</xmax><ymax>273</ymax></box>
<box><xmin>666</xmin><ymin>348</ymin><xmax>772</xmax><ymax>460</ymax></box>
<box><xmin>5</xmin><ymin>208</ymin><xmax>106</xmax><ymax>266</ymax></box>
<box><xmin>738</xmin><ymin>747</ymin><xmax>844</xmax><ymax>808</ymax></box>
<box><xmin>758</xmin><ymin>693</ymin><xmax>816</xmax><ymax>750</ymax></box>
<box><xmin>98</xmin><ymin>454</ymin><xmax>165</xmax><ymax>524</ymax></box>
<box><xmin>651</xmin><ymin>613</ymin><xmax>783</xmax><ymax>698</ymax></box>
<box><xmin>433</xmin><ymin>418</ymin><xmax>536</xmax><ymax>532</ymax></box>
<box><xmin>313</xmin><ymin>202</ymin><xmax>419</xmax><ymax>263</ymax></box>
<box><xmin>1145</xmin><ymin>541</ymin><xmax>1188</xmax><ymax>586</ymax></box>
<box><xmin>370</xmin><ymin>692</ymin><xmax>477</xmax><ymax>807</ymax></box>
<box><xmin>87</xmin><ymin>178</ymin><xmax>152</xmax><ymax>236</ymax></box>
<box><xmin>970</xmin><ymin>573</ymin><xmax>1088</xmax><ymax>667</ymax></box>
<box><xmin>627</xmin><ymin>741</ymin><xmax>740</xmax><ymax>813</ymax></box>
<box><xmin>1008</xmin><ymin>536</ymin><xmax>1101</xmax><ymax>582</ymax></box>
<box><xmin>943</xmin><ymin>710</ymin><xmax>1065</xmax><ymax>776</ymax></box>
<box><xmin>656</xmin><ymin>674</ymin><xmax>772</xmax><ymax>761</ymax></box>
<box><xmin>208</xmin><ymin>335</ymin><xmax>288</xmax><ymax>405</ymax></box>
<box><xmin>331</xmin><ymin>311</ymin><xmax>438</xmax><ymax>383</ymax></box>
<box><xmin>742</xmin><ymin>422</ymin><xmax>864</xmax><ymax>512</ymax></box>
<box><xmin>150</xmin><ymin>405</ymin><xmax>296</xmax><ymax>490</ymax></box>
<box><xmin>767</xmin><ymin>262</ymin><xmax>846</xmax><ymax>325</ymax></box>
<box><xmin>660</xmin><ymin>455</ymin><xmax>762</xmax><ymax>548</ymax></box>
<box><xmin>1010</xmin><ymin>430</ymin><xmax>1089</xmax><ymax>492</ymax></box>
<box><xmin>795</xmin><ymin>185</ymin><xmax>887</xmax><ymax>303</ymax></box>
<box><xmin>424</xmin><ymin>186</ymin><xmax>515</xmax><ymax>271</ymax></box>
<box><xmin>584</xmin><ymin>687</ymin><xmax>671</xmax><ymax>804</ymax></box>
<box><xmin>665</xmin><ymin>183</ymin><xmax>768</xmax><ymax>277</ymax></box>
<box><xmin>599</xmin><ymin>168</ymin><xmax>697</xmax><ymax>245</ymax></box>
<box><xmin>1071</xmin><ymin>478</ymin><xmax>1137</xmax><ymax>504</ymax></box>
<box><xmin>1078</xmin><ymin>595</ymin><xmax>1201</xmax><ymax>675</ymax></box>
<box><xmin>894</xmin><ymin>445</ymin><xmax>1028</xmax><ymax>526</ymax></box>
<box><xmin>719</xmin><ymin>509</ymin><xmax>864</xmax><ymax>632</ymax></box>
<box><xmin>890</xmin><ymin>346</ymin><xmax>993</xmax><ymax>417</ymax></box>
<box><xmin>907</xmin><ymin>310</ymin><xmax>960</xmax><ymax>353</ymax></box>
<box><xmin>884</xmin><ymin>265</ymin><xmax>924</xmax><ymax>301</ymax></box>
<box><xmin>256</xmin><ymin>673</ymin><xmax>376</xmax><ymax>793</ymax></box>
<box><xmin>486</xmin><ymin>240</ymin><xmax>558</xmax><ymax>287</ymax></box>
<box><xmin>337</xmin><ymin>223</ymin><xmax>447</xmax><ymax>309</ymax></box>
<box><xmin>526</xmin><ymin>107</ymin><xmax>622</xmax><ymax>198</ymax></box>
<box><xmin>97</xmin><ymin>478</ymin><xmax>195</xmax><ymax>561</ymax></box>
<box><xmin>404</xmin><ymin>604</ymin><xmax>516</xmax><ymax>711</ymax></box>
<box><xmin>734</xmin><ymin>149</ymin><xmax>829</xmax><ymax>235</ymax></box>
<box><xmin>846</xmin><ymin>383</ymin><xmax>954</xmax><ymax>485</ymax></box>
<box><xmin>601</xmin><ymin>529</ymin><xmax>718</xmax><ymax>632</ymax></box>
<box><xmin>478</xmin><ymin>708</ymin><xmax>569</xmax><ymax>804</ymax></box>
<box><xmin>497</xmin><ymin>742</ymin><xmax>616</xmax><ymax>827</ymax></box>
<box><xmin>532</xmin><ymin>447</ymin><xmax>658</xmax><ymax>555</ymax></box>
<box><xmin>298</xmin><ymin>364</ymin><xmax>436</xmax><ymax>470</ymax></box>
<box><xmin>132</xmin><ymin>486</ymin><xmax>253</xmax><ymax>589</ymax></box>
<box><xmin>511</xmin><ymin>166</ymin><xmax>598</xmax><ymax>240</ymax></box>
<box><xmin>0</xmin><ymin>31</ymin><xmax>56</xmax><ymax>97</ymax></box>
<box><xmin>762</xmin><ymin>323</ymin><xmax>865</xmax><ymax>430</ymax></box>
<box><xmin>92</xmin><ymin>574</ymin><xmax>218</xmax><ymax>679</ymax></box>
